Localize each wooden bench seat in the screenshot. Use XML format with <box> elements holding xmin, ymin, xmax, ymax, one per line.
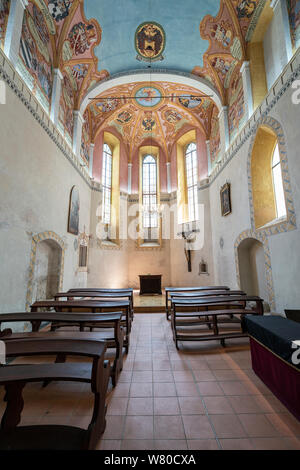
<box><xmin>0</xmin><ymin>339</ymin><xmax>110</xmax><ymax>450</ymax></box>
<box><xmin>0</xmin><ymin>312</ymin><xmax>123</xmax><ymax>386</ymax></box>
<box><xmin>171</xmin><ymin>296</ymin><xmax>264</xmax><ymax>349</ymax></box>
<box><xmin>55</xmin><ymin>291</ymin><xmax>134</xmax><ymax>319</ymax></box>
<box><xmin>165</xmin><ymin>286</ymin><xmax>230</xmax><ymax>319</ymax></box>
<box><xmin>30</xmin><ymin>300</ymin><xmax>131</xmax><ymax>353</ymax></box>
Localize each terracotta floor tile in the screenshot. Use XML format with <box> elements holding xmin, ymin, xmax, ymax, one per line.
<box><xmin>96</xmin><ymin>440</ymin><xmax>122</xmax><ymax>450</ymax></box>
<box><xmin>175</xmin><ymin>382</ymin><xmax>199</xmax><ymax>397</ymax></box>
<box><xmin>133</xmin><ymin>360</ymin><xmax>152</xmax><ymax>371</ymax></box>
<box><xmin>127</xmin><ymin>397</ymin><xmax>153</xmax><ymax>416</ymax></box>
<box><xmin>111</xmin><ymin>382</ymin><xmax>131</xmax><ymax>397</ymax></box>
<box><xmin>132</xmin><ymin>371</ymin><xmax>153</xmax><ymax>382</ymax></box>
<box><xmin>154</xmin><ymin>382</ymin><xmax>177</xmax><ymax>397</ymax></box>
<box><xmin>228</xmin><ymin>395</ymin><xmax>266</xmax><ymax>414</ymax></box>
<box><xmin>219</xmin><ymin>439</ymin><xmax>254</xmax><ymax>450</ymax></box>
<box><xmin>193</xmin><ymin>370</ymin><xmax>216</xmax><ymax>381</ymax></box>
<box><xmin>121</xmin><ymin>440</ymin><xmax>154</xmax><ymax>450</ymax></box>
<box><xmin>213</xmin><ymin>369</ymin><xmax>248</xmax><ymax>381</ymax></box>
<box><xmin>210</xmin><ymin>414</ymin><xmax>247</xmax><ymax>438</ymax></box>
<box><xmin>153</xmin><ymin>370</ymin><xmax>174</xmax><ymax>382</ymax></box>
<box><xmin>130</xmin><ymin>382</ymin><xmax>153</xmax><ymax>398</ymax></box>
<box><xmin>219</xmin><ymin>381</ymin><xmax>251</xmax><ymax>396</ymax></box>
<box><xmin>203</xmin><ymin>396</ymin><xmax>234</xmax><ymax>414</ymax></box>
<box><xmin>154</xmin><ymin>397</ymin><xmax>180</xmax><ymax>415</ymax></box>
<box><xmin>182</xmin><ymin>415</ymin><xmax>215</xmax><ymax>439</ymax></box>
<box><xmin>197</xmin><ymin>381</ymin><xmax>224</xmax><ymax>396</ymax></box>
<box><xmin>251</xmin><ymin>437</ymin><xmax>300</xmax><ymax>450</ymax></box>
<box><xmin>154</xmin><ymin>440</ymin><xmax>188</xmax><ymax>450</ymax></box>
<box><xmin>178</xmin><ymin>397</ymin><xmax>205</xmax><ymax>415</ymax></box>
<box><xmin>173</xmin><ymin>371</ymin><xmax>195</xmax><ymax>382</ymax></box>
<box><xmin>266</xmin><ymin>413</ymin><xmax>300</xmax><ymax>437</ymax></box>
<box><xmin>187</xmin><ymin>439</ymin><xmax>219</xmax><ymax>450</ymax></box>
<box><xmin>238</xmin><ymin>414</ymin><xmax>279</xmax><ymax>438</ymax></box>
<box><xmin>153</xmin><ymin>360</ymin><xmax>171</xmax><ymax>371</ymax></box>
<box><xmin>154</xmin><ymin>415</ymin><xmax>186</xmax><ymax>439</ymax></box>
<box><xmin>107</xmin><ymin>397</ymin><xmax>128</xmax><ymax>416</ymax></box>
<box><xmin>102</xmin><ymin>416</ymin><xmax>125</xmax><ymax>439</ymax></box>
<box><xmin>123</xmin><ymin>416</ymin><xmax>154</xmax><ymax>440</ymax></box>
<box><xmin>118</xmin><ymin>371</ymin><xmax>133</xmax><ymax>383</ymax></box>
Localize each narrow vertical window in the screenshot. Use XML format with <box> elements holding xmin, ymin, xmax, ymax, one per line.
<box><xmin>102</xmin><ymin>143</ymin><xmax>112</xmax><ymax>224</ymax></box>
<box><xmin>272</xmin><ymin>144</ymin><xmax>286</xmax><ymax>219</ymax></box>
<box><xmin>185</xmin><ymin>142</ymin><xmax>198</xmax><ymax>221</ymax></box>
<box><xmin>142</xmin><ymin>155</ymin><xmax>158</xmax><ymax>232</ymax></box>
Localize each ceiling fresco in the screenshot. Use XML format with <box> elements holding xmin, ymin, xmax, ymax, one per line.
<box><xmin>86</xmin><ymin>81</ymin><xmax>216</xmax><ymax>158</ymax></box>
<box><xmin>15</xmin><ymin>0</ymin><xmax>268</xmax><ymax>163</ymax></box>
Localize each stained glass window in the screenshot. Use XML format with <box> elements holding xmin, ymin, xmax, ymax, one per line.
<box><xmin>142</xmin><ymin>155</ymin><xmax>158</xmax><ymax>229</ymax></box>
<box><xmin>272</xmin><ymin>144</ymin><xmax>286</xmax><ymax>219</ymax></box>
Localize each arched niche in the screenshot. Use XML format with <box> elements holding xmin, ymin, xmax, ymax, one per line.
<box><xmin>26</xmin><ymin>231</ymin><xmax>65</xmax><ymax>311</ymax></box>
<box><xmin>237</xmin><ymin>238</ymin><xmax>267</xmax><ymax>300</ymax></box>
<box><xmin>234</xmin><ymin>230</ymin><xmax>275</xmax><ymax>311</ymax></box>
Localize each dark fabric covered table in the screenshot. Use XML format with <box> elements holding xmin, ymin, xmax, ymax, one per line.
<box><xmin>243</xmin><ymin>315</ymin><xmax>300</xmax><ymax>421</ymax></box>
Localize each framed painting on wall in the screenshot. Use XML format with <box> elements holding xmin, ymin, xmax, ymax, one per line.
<box><xmin>68</xmin><ymin>186</ymin><xmax>80</xmax><ymax>235</ymax></box>
<box><xmin>220</xmin><ymin>182</ymin><xmax>231</xmax><ymax>216</ymax></box>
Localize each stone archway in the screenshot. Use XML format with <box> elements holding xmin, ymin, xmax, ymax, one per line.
<box><xmin>26</xmin><ymin>231</ymin><xmax>65</xmax><ymax>311</ymax></box>
<box><xmin>234</xmin><ymin>230</ymin><xmax>275</xmax><ymax>311</ymax></box>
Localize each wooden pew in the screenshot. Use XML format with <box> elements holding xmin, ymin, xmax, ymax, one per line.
<box><xmin>30</xmin><ymin>300</ymin><xmax>131</xmax><ymax>353</ymax></box>
<box><xmin>55</xmin><ymin>290</ymin><xmax>134</xmax><ymax>319</ymax></box>
<box><xmin>165</xmin><ymin>286</ymin><xmax>230</xmax><ymax>319</ymax></box>
<box><xmin>171</xmin><ymin>295</ymin><xmax>264</xmax><ymax>349</ymax></box>
<box><xmin>0</xmin><ymin>312</ymin><xmax>123</xmax><ymax>387</ymax></box>
<box><xmin>0</xmin><ymin>338</ymin><xmax>110</xmax><ymax>450</ymax></box>
<box><xmin>67</xmin><ymin>288</ymin><xmax>134</xmax><ymax>317</ymax></box>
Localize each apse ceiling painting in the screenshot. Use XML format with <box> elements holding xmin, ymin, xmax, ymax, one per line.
<box><xmin>85</xmin><ymin>81</ymin><xmax>216</xmax><ymax>158</ymax></box>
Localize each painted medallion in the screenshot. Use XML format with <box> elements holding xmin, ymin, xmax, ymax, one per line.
<box><xmin>135</xmin><ymin>86</ymin><xmax>162</xmax><ymax>108</ymax></box>
<box><xmin>135</xmin><ymin>22</ymin><xmax>165</xmax><ymax>62</ymax></box>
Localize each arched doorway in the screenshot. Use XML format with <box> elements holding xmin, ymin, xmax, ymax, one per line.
<box><xmin>32</xmin><ymin>239</ymin><xmax>62</xmax><ymax>301</ymax></box>
<box><xmin>237</xmin><ymin>237</ymin><xmax>268</xmax><ymax>300</ymax></box>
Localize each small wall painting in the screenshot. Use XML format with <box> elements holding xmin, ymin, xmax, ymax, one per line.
<box><xmin>68</xmin><ymin>186</ymin><xmax>80</xmax><ymax>235</ymax></box>
<box><xmin>220</xmin><ymin>183</ymin><xmax>231</xmax><ymax>217</ymax></box>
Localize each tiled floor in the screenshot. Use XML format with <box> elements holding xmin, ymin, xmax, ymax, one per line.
<box><xmin>2</xmin><ymin>313</ymin><xmax>300</xmax><ymax>450</ymax></box>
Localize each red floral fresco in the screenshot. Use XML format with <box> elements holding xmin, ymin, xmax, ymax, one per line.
<box><xmin>227</xmin><ymin>66</ymin><xmax>246</xmax><ymax>142</ymax></box>
<box><xmin>18</xmin><ymin>1</ymin><xmax>54</xmax><ymax>110</ymax></box>
<box><xmin>210</xmin><ymin>105</ymin><xmax>221</xmax><ymax>167</ymax></box>
<box><xmin>58</xmin><ymin>72</ymin><xmax>74</xmax><ymax>142</ymax></box>
<box><xmin>80</xmin><ymin>109</ymin><xmax>91</xmax><ymax>164</ymax></box>
<box><xmin>0</xmin><ymin>0</ymin><xmax>10</xmax><ymax>49</ymax></box>
<box><xmin>288</xmin><ymin>0</ymin><xmax>300</xmax><ymax>50</ymax></box>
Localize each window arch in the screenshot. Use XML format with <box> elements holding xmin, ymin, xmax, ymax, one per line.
<box><xmin>185</xmin><ymin>142</ymin><xmax>198</xmax><ymax>222</ymax></box>
<box><xmin>251</xmin><ymin>126</ymin><xmax>287</xmax><ymax>229</ymax></box>
<box><xmin>102</xmin><ymin>143</ymin><xmax>112</xmax><ymax>224</ymax></box>
<box><xmin>142</xmin><ymin>154</ymin><xmax>158</xmax><ymax>230</ymax></box>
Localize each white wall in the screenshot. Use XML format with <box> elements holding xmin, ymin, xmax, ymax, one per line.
<box><xmin>0</xmin><ymin>85</ymin><xmax>91</xmax><ymax>314</ymax></box>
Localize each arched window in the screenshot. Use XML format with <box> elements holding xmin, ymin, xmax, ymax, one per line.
<box><xmin>272</xmin><ymin>144</ymin><xmax>286</xmax><ymax>219</ymax></box>
<box><xmin>142</xmin><ymin>155</ymin><xmax>158</xmax><ymax>231</ymax></box>
<box><xmin>102</xmin><ymin>143</ymin><xmax>112</xmax><ymax>224</ymax></box>
<box><xmin>251</xmin><ymin>126</ymin><xmax>288</xmax><ymax>229</ymax></box>
<box><xmin>185</xmin><ymin>142</ymin><xmax>198</xmax><ymax>222</ymax></box>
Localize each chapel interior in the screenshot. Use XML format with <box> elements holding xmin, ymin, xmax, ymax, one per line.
<box><xmin>0</xmin><ymin>0</ymin><xmax>300</xmax><ymax>452</ymax></box>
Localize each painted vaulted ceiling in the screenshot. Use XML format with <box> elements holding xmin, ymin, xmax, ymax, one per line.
<box><xmin>16</xmin><ymin>0</ymin><xmax>267</xmax><ymax>160</ymax></box>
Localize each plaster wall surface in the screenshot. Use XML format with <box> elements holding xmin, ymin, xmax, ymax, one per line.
<box><xmin>0</xmin><ymin>85</ymin><xmax>91</xmax><ymax>314</ymax></box>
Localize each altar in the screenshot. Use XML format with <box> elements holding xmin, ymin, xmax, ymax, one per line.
<box><xmin>139</xmin><ymin>275</ymin><xmax>162</xmax><ymax>295</ymax></box>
